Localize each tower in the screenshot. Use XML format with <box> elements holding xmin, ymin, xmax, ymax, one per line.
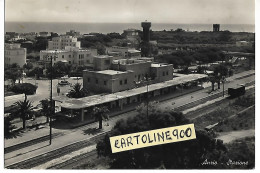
<box><xmin>213</xmin><ymin>24</ymin><xmax>220</xmax><ymax>32</ymax></box>
<box><xmin>141</xmin><ymin>21</ymin><xmax>151</xmax><ymax>42</ymax></box>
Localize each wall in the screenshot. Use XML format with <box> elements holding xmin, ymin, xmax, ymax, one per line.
<box><xmin>111</xmin><ymin>60</ymin><xmax>152</xmax><ymax>82</ymax></box>
<box><xmin>150</xmin><ymin>64</ymin><xmax>173</xmax><ymax>82</ymax></box>
<box><xmin>83</xmin><ymin>70</ymin><xmax>135</xmax><ymax>93</ymax></box>
<box><xmin>93</xmin><ymin>56</ymin><xmax>114</xmax><ymax>71</ymax></box>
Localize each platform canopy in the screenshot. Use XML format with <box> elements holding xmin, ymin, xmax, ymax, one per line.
<box><xmin>53</xmin><ymin>74</ymin><xmax>207</xmax><ymax>110</ymax></box>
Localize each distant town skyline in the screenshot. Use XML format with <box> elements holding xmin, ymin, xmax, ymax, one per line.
<box><xmin>5</xmin><ymin>0</ymin><xmax>255</xmax><ymax>24</ymax></box>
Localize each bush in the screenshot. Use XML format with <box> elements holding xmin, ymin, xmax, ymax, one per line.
<box><xmin>11</xmin><ymin>83</ymin><xmax>37</xmax><ymax>95</ymax></box>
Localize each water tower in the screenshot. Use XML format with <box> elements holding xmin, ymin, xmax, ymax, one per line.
<box><xmin>213</xmin><ymin>24</ymin><xmax>220</xmax><ymax>32</ymax></box>
<box><xmin>141</xmin><ymin>21</ymin><xmax>151</xmax><ymax>42</ymax></box>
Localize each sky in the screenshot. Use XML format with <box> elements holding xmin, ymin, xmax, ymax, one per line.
<box><xmin>5</xmin><ymin>0</ymin><xmax>255</xmax><ymax>24</ymax></box>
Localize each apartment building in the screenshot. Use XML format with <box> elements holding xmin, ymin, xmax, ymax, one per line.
<box><xmin>4</xmin><ymin>43</ymin><xmax>26</xmax><ymax>67</ymax></box>
<box><xmin>48</xmin><ymin>35</ymin><xmax>81</xmax><ymax>50</ymax></box>
<box><xmin>40</xmin><ymin>46</ymin><xmax>97</xmax><ymax>66</ymax></box>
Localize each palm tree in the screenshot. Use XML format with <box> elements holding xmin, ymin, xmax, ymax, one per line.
<box><xmin>13</xmin><ymin>97</ymin><xmax>33</xmax><ymax>129</ymax></box>
<box><xmin>92</xmin><ymin>106</ymin><xmax>109</xmax><ymax>129</ymax></box>
<box><xmin>40</xmin><ymin>99</ymin><xmax>50</xmax><ymax>123</ymax></box>
<box><xmin>67</xmin><ymin>83</ymin><xmax>88</xmax><ymax>98</ymax></box>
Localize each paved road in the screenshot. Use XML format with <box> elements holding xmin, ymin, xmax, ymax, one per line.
<box><xmin>5</xmin><ymin>77</ymin><xmax>83</xmax><ymax>107</ymax></box>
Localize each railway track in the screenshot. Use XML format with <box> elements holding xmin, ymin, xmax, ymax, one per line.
<box><xmin>47</xmin><ymin>149</ymin><xmax>98</xmax><ymax>169</ymax></box>
<box><xmin>5</xmin><ymin>77</ymin><xmax>255</xmax><ymax>169</ymax></box>
<box><xmin>5</xmin><ymin>132</ymin><xmax>64</xmax><ymax>154</ymax></box>
<box><xmin>175</xmin><ymin>80</ymin><xmax>254</xmax><ymax>112</ymax></box>
<box><xmin>6</xmin><ymin>132</ymin><xmax>107</xmax><ymax>169</ymax></box>
<box><xmin>49</xmin><ymin>88</ymin><xmax>256</xmax><ymax>169</ymax></box>
<box><xmin>187</xmin><ymin>87</ymin><xmax>255</xmax><ymax>121</ymax></box>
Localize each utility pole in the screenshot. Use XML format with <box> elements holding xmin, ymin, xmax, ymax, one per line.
<box><xmin>49</xmin><ymin>51</ymin><xmax>56</xmax><ymax>145</ymax></box>
<box><xmin>146</xmin><ymin>81</ymin><xmax>149</xmax><ymax>119</ymax></box>
<box><xmin>49</xmin><ymin>53</ymin><xmax>52</xmax><ymax>145</ymax></box>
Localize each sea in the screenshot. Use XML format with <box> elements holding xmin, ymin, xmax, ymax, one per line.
<box><xmin>5</xmin><ymin>22</ymin><xmax>255</xmax><ymax>34</ymax></box>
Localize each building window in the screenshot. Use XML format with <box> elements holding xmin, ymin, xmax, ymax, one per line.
<box><xmin>88</xmin><ymin>78</ymin><xmax>90</xmax><ymax>82</ymax></box>
<box><xmin>166</xmin><ymin>71</ymin><xmax>169</xmax><ymax>75</ymax></box>
<box><xmin>62</xmin><ymin>55</ymin><xmax>64</xmax><ymax>58</ymax></box>
<box><xmin>120</xmin><ymin>80</ymin><xmax>122</xmax><ymax>85</ymax></box>
<box><xmin>163</xmin><ymin>72</ymin><xmax>165</xmax><ymax>76</ymax></box>
<box><xmin>124</xmin><ymin>79</ymin><xmax>127</xmax><ymax>84</ymax></box>
<box><xmin>96</xmin><ymin>79</ymin><xmax>98</xmax><ymax>84</ymax></box>
<box><xmin>69</xmin><ymin>61</ymin><xmax>71</xmax><ymax>64</ymax></box>
<box><xmin>104</xmin><ymin>81</ymin><xmax>107</xmax><ymax>85</ymax></box>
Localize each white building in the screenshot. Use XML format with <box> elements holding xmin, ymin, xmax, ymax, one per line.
<box><xmin>40</xmin><ymin>46</ymin><xmax>97</xmax><ymax>67</ymax></box>
<box><xmin>48</xmin><ymin>35</ymin><xmax>81</xmax><ymax>50</ymax></box>
<box><xmin>4</xmin><ymin>43</ymin><xmax>26</xmax><ymax>67</ymax></box>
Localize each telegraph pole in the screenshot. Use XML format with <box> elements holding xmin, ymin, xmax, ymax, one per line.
<box><xmin>49</xmin><ymin>53</ymin><xmax>52</xmax><ymax>145</ymax></box>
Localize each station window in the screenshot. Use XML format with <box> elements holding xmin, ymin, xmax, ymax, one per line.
<box><xmin>166</xmin><ymin>71</ymin><xmax>169</xmax><ymax>75</ymax></box>
<box><xmin>96</xmin><ymin>79</ymin><xmax>98</xmax><ymax>84</ymax></box>
<box><xmin>62</xmin><ymin>55</ymin><xmax>64</xmax><ymax>58</ymax></box>
<box><xmin>88</xmin><ymin>78</ymin><xmax>90</xmax><ymax>82</ymax></box>
<box><xmin>163</xmin><ymin>72</ymin><xmax>165</xmax><ymax>76</ymax></box>
<box><xmin>104</xmin><ymin>81</ymin><xmax>107</xmax><ymax>85</ymax></box>
<box><xmin>124</xmin><ymin>79</ymin><xmax>127</xmax><ymax>84</ymax></box>
<box><xmin>120</xmin><ymin>80</ymin><xmax>123</xmax><ymax>85</ymax></box>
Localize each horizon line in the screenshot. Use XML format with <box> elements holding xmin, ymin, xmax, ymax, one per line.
<box><xmin>5</xmin><ymin>21</ymin><xmax>255</xmax><ymax>25</ymax></box>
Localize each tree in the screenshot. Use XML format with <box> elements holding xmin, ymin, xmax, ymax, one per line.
<box><xmin>23</xmin><ymin>63</ymin><xmax>34</xmax><ymax>72</ymax></box>
<box><xmin>97</xmin><ymin>45</ymin><xmax>106</xmax><ymax>55</ymax></box>
<box><xmin>46</xmin><ymin>61</ymin><xmax>72</xmax><ymax>78</ymax></box>
<box><xmin>5</xmin><ymin>63</ymin><xmax>22</xmax><ymax>86</ymax></box>
<box><xmin>67</xmin><ymin>83</ymin><xmax>88</xmax><ymax>98</ymax></box>
<box><xmin>213</xmin><ymin>64</ymin><xmax>228</xmax><ymax>89</ymax></box>
<box><xmin>92</xmin><ymin>106</ymin><xmax>109</xmax><ymax>129</ymax></box>
<box><xmin>96</xmin><ymin>109</ymin><xmax>227</xmax><ymax>169</ymax></box>
<box><xmin>40</xmin><ymin>99</ymin><xmax>51</xmax><ymax>123</ymax></box>
<box><xmin>12</xmin><ymin>97</ymin><xmax>33</xmax><ymax>129</ymax></box>
<box><xmin>11</xmin><ymin>83</ymin><xmax>38</xmax><ymax>99</ymax></box>
<box><xmin>27</xmin><ymin>67</ymin><xmax>44</xmax><ymax>79</ymax></box>
<box><xmin>218</xmin><ymin>30</ymin><xmax>232</xmax><ymax>42</ymax></box>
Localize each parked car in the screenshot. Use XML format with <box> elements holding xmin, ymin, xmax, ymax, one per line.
<box><xmin>58</xmin><ymin>80</ymin><xmax>70</xmax><ymax>86</ymax></box>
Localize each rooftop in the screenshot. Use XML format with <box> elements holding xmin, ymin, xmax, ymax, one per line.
<box><xmin>95</xmin><ymin>70</ymin><xmax>128</xmax><ymax>75</ymax></box>
<box><xmin>151</xmin><ymin>63</ymin><xmax>169</xmax><ymax>67</ymax></box>
<box><xmin>94</xmin><ymin>55</ymin><xmax>112</xmax><ymax>59</ymax></box>
<box><xmin>128</xmin><ymin>49</ymin><xmax>141</xmax><ymax>53</ymax></box>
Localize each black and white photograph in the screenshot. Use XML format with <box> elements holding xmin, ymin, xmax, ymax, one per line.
<box><xmin>1</xmin><ymin>0</ymin><xmax>257</xmax><ymax>170</ymax></box>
